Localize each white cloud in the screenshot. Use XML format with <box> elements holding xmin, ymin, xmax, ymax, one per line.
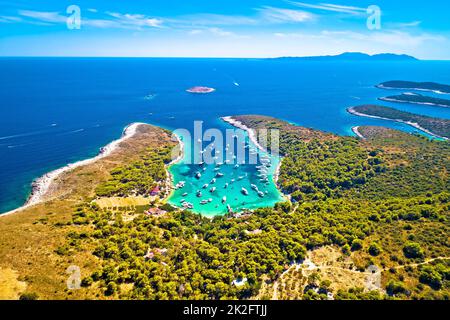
<box><xmin>208</xmin><ymin>27</ymin><xmax>233</xmax><ymax>37</ymax></box>
<box><xmin>188</xmin><ymin>29</ymin><xmax>203</xmax><ymax>35</ymax></box>
<box><xmin>0</xmin><ymin>15</ymin><xmax>23</xmax><ymax>23</ymax></box>
<box><xmin>18</xmin><ymin>10</ymin><xmax>66</xmax><ymax>23</ymax></box>
<box><xmin>394</xmin><ymin>21</ymin><xmax>422</xmax><ymax>28</ymax></box>
<box><xmin>188</xmin><ymin>27</ymin><xmax>249</xmax><ymax>39</ymax></box>
<box><xmin>288</xmin><ymin>2</ymin><xmax>366</xmax><ymax>15</ymax></box>
<box><xmin>105</xmin><ymin>12</ymin><xmax>163</xmax><ymax>28</ymax></box>
<box><xmin>258</xmin><ymin>6</ymin><xmax>315</xmax><ymax>23</ymax></box>
<box><xmin>173</xmin><ymin>13</ymin><xmax>257</xmax><ymax>26</ymax></box>
<box><xmin>13</xmin><ymin>9</ymin><xmax>163</xmax><ymax>30</ymax></box>
<box><xmin>87</xmin><ymin>8</ymin><xmax>98</xmax><ymax>13</ymax></box>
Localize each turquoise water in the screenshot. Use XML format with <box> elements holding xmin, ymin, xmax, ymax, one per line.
<box><xmin>168</xmin><ymin>126</ymin><xmax>283</xmax><ymax>216</ymax></box>
<box><xmin>1</xmin><ymin>58</ymin><xmax>450</xmax><ymax>214</ymax></box>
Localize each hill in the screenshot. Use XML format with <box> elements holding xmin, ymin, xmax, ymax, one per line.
<box><xmin>273</xmin><ymin>52</ymin><xmax>418</xmax><ymax>62</ymax></box>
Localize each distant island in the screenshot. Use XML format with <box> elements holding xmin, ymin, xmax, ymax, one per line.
<box><xmin>186</xmin><ymin>86</ymin><xmax>216</xmax><ymax>94</ymax></box>
<box><xmin>348</xmin><ymin>105</ymin><xmax>450</xmax><ymax>139</ymax></box>
<box><xmin>379</xmin><ymin>93</ymin><xmax>450</xmax><ymax>108</ymax></box>
<box><xmin>377</xmin><ymin>81</ymin><xmax>450</xmax><ymax>94</ymax></box>
<box><xmin>273</xmin><ymin>52</ymin><xmax>418</xmax><ymax>62</ymax></box>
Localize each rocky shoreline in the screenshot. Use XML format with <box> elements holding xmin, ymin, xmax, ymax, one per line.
<box><xmin>347</xmin><ymin>107</ymin><xmax>447</xmax><ymax>140</ymax></box>
<box><xmin>1</xmin><ymin>122</ymin><xmax>146</xmax><ymax>217</ymax></box>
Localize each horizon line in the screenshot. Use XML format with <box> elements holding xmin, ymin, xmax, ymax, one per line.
<box><xmin>0</xmin><ymin>52</ymin><xmax>449</xmax><ymax>61</ymax></box>
<box><xmin>2</xmin><ymin>56</ymin><xmax>449</xmax><ymax>61</ymax></box>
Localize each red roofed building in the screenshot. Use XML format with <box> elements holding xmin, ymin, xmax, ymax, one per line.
<box><xmin>150</xmin><ymin>186</ymin><xmax>160</xmax><ymax>196</ymax></box>
<box><xmin>145</xmin><ymin>207</ymin><xmax>167</xmax><ymax>217</ymax></box>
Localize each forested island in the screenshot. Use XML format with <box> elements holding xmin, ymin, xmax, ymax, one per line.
<box><xmin>379</xmin><ymin>93</ymin><xmax>450</xmax><ymax>108</ymax></box>
<box><xmin>377</xmin><ymin>81</ymin><xmax>450</xmax><ymax>94</ymax></box>
<box><xmin>0</xmin><ymin>118</ymin><xmax>449</xmax><ymax>301</ymax></box>
<box><xmin>348</xmin><ymin>105</ymin><xmax>450</xmax><ymax>139</ymax></box>
<box><xmin>274</xmin><ymin>52</ymin><xmax>417</xmax><ymax>62</ymax></box>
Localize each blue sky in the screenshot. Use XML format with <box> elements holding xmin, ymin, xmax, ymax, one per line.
<box><xmin>0</xmin><ymin>0</ymin><xmax>449</xmax><ymax>59</ymax></box>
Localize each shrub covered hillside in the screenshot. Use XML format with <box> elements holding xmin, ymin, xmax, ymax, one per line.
<box><xmin>63</xmin><ymin>116</ymin><xmax>449</xmax><ymax>300</ymax></box>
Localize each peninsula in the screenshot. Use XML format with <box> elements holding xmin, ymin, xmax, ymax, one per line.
<box><xmin>379</xmin><ymin>93</ymin><xmax>450</xmax><ymax>108</ymax></box>
<box><xmin>348</xmin><ymin>105</ymin><xmax>450</xmax><ymax>140</ymax></box>
<box><xmin>377</xmin><ymin>81</ymin><xmax>450</xmax><ymax>94</ymax></box>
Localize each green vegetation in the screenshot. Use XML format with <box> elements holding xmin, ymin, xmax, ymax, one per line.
<box><xmin>278</xmin><ymin>137</ymin><xmax>384</xmax><ymax>202</ymax></box>
<box><xmin>350</xmin><ymin>105</ymin><xmax>450</xmax><ymax>139</ymax></box>
<box><xmin>403</xmin><ymin>242</ymin><xmax>424</xmax><ymax>259</ymax></box>
<box><xmin>58</xmin><ymin>116</ymin><xmax>449</xmax><ymax>300</ymax></box>
<box><xmin>380</xmin><ymin>93</ymin><xmax>450</xmax><ymax>108</ymax></box>
<box><xmin>419</xmin><ymin>263</ymin><xmax>449</xmax><ymax>290</ymax></box>
<box><xmin>95</xmin><ymin>145</ymin><xmax>173</xmax><ymax>197</ymax></box>
<box><xmin>19</xmin><ymin>292</ymin><xmax>39</xmax><ymax>300</ymax></box>
<box><xmin>378</xmin><ymin>81</ymin><xmax>450</xmax><ymax>94</ymax></box>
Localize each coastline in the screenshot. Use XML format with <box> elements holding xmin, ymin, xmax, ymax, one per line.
<box><xmin>0</xmin><ymin>122</ymin><xmax>146</xmax><ymax>218</ymax></box>
<box><xmin>347</xmin><ymin>107</ymin><xmax>448</xmax><ymax>140</ymax></box>
<box><xmin>164</xmin><ymin>133</ymin><xmax>185</xmax><ymax>200</ymax></box>
<box><xmin>221</xmin><ymin>116</ymin><xmax>266</xmax><ymax>152</ymax></box>
<box><xmin>351</xmin><ymin>126</ymin><xmax>366</xmax><ymax>139</ymax></box>
<box><xmin>376</xmin><ymin>84</ymin><xmax>449</xmax><ymax>95</ymax></box>
<box><xmin>379</xmin><ymin>97</ymin><xmax>450</xmax><ymax>108</ymax></box>
<box><xmin>222</xmin><ymin>115</ymin><xmax>285</xmax><ymax>187</ymax></box>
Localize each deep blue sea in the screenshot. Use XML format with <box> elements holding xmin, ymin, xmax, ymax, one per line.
<box><xmin>1</xmin><ymin>57</ymin><xmax>450</xmax><ymax>213</ymax></box>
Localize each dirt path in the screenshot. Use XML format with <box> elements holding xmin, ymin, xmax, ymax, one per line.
<box><xmin>384</xmin><ymin>257</ymin><xmax>450</xmax><ymax>271</ymax></box>
<box><xmin>268</xmin><ymin>256</ymin><xmax>450</xmax><ymax>299</ymax></box>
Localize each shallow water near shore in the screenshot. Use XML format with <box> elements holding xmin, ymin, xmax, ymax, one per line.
<box><xmin>1</xmin><ymin>58</ymin><xmax>450</xmax><ymax>214</ymax></box>
<box><xmin>167</xmin><ymin>123</ymin><xmax>283</xmax><ymax>216</ymax></box>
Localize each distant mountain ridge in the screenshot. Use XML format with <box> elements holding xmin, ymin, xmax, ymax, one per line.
<box><xmin>273</xmin><ymin>52</ymin><xmax>418</xmax><ymax>61</ymax></box>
